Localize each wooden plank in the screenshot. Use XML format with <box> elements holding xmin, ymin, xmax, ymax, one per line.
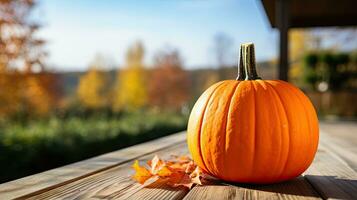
<box><xmin>24</xmin><ymin>142</ymin><xmax>190</xmax><ymax>200</ymax></box>
<box><xmin>319</xmin><ymin>122</ymin><xmax>357</xmax><ymax>171</ymax></box>
<box><xmin>183</xmin><ymin>176</ymin><xmax>320</xmax><ymax>200</ymax></box>
<box><xmin>122</xmin><ymin>179</ymin><xmax>188</xmax><ymax>200</ymax></box>
<box><xmin>319</xmin><ymin>131</ymin><xmax>357</xmax><ymax>172</ymax></box>
<box><xmin>304</xmin><ymin>141</ymin><xmax>357</xmax><ymax>200</ymax></box>
<box><xmin>0</xmin><ymin>132</ymin><xmax>186</xmax><ymax>200</ymax></box>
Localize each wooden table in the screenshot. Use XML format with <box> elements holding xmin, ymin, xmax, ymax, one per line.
<box><xmin>0</xmin><ymin>121</ymin><xmax>356</xmax><ymax>199</ymax></box>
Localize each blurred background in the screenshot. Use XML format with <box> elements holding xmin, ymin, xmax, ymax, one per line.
<box><xmin>0</xmin><ymin>0</ymin><xmax>356</xmax><ymax>183</ymax></box>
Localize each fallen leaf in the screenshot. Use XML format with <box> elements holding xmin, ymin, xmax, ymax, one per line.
<box><xmin>132</xmin><ymin>160</ymin><xmax>152</xmax><ymax>184</ymax></box>
<box><xmin>157</xmin><ymin>166</ymin><xmax>172</xmax><ymax>177</ymax></box>
<box><xmin>168</xmin><ymin>173</ymin><xmax>194</xmax><ymax>189</ymax></box>
<box><xmin>190</xmin><ymin>166</ymin><xmax>202</xmax><ymax>185</ymax></box>
<box><xmin>185</xmin><ymin>161</ymin><xmax>196</xmax><ymax>174</ymax></box>
<box><xmin>131</xmin><ymin>155</ymin><xmax>211</xmax><ymax>189</ymax></box>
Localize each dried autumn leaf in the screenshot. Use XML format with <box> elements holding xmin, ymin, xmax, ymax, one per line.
<box><xmin>132</xmin><ymin>160</ymin><xmax>152</xmax><ymax>184</ymax></box>
<box><xmin>157</xmin><ymin>166</ymin><xmax>172</xmax><ymax>177</ymax></box>
<box><xmin>148</xmin><ymin>155</ymin><xmax>165</xmax><ymax>174</ymax></box>
<box><xmin>178</xmin><ymin>156</ymin><xmax>191</xmax><ymax>163</ymax></box>
<box><xmin>167</xmin><ymin>171</ymin><xmax>185</xmax><ymax>185</ymax></box>
<box><xmin>190</xmin><ymin>166</ymin><xmax>202</xmax><ymax>185</ymax></box>
<box><xmin>132</xmin><ymin>155</ymin><xmax>209</xmax><ymax>189</ymax></box>
<box><xmin>168</xmin><ymin>173</ymin><xmax>194</xmax><ymax>189</ymax></box>
<box><xmin>185</xmin><ymin>161</ymin><xmax>196</xmax><ymax>174</ymax></box>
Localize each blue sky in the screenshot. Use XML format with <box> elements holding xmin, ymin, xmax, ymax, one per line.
<box><xmin>36</xmin><ymin>0</ymin><xmax>278</xmax><ymax>71</ymax></box>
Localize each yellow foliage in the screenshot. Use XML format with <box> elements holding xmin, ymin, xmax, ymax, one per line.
<box><xmin>289</xmin><ymin>29</ymin><xmax>312</xmax><ymax>81</ymax></box>
<box><xmin>77</xmin><ymin>67</ymin><xmax>107</xmax><ymax>109</ymax></box>
<box><xmin>290</xmin><ymin>29</ymin><xmax>311</xmax><ymax>63</ymax></box>
<box><xmin>289</xmin><ymin>63</ymin><xmax>304</xmax><ymax>80</ymax></box>
<box><xmin>112</xmin><ymin>42</ymin><xmax>148</xmax><ymax>111</ymax></box>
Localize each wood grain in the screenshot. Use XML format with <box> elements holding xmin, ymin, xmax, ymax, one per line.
<box><xmin>0</xmin><ymin>132</ymin><xmax>186</xmax><ymax>199</ymax></box>
<box><xmin>319</xmin><ymin>122</ymin><xmax>357</xmax><ymax>171</ymax></box>
<box><xmin>304</xmin><ymin>141</ymin><xmax>357</xmax><ymax>200</ymax></box>
<box><xmin>25</xmin><ymin>142</ymin><xmax>323</xmax><ymax>200</ymax></box>
<box><xmin>24</xmin><ymin>142</ymin><xmax>190</xmax><ymax>200</ymax></box>
<box><xmin>184</xmin><ymin>176</ymin><xmax>320</xmax><ymax>200</ymax></box>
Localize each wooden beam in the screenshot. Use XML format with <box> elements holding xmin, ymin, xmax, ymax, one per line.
<box><xmin>276</xmin><ymin>0</ymin><xmax>290</xmax><ymax>81</ymax></box>
<box><xmin>261</xmin><ymin>0</ymin><xmax>357</xmax><ymax>28</ymax></box>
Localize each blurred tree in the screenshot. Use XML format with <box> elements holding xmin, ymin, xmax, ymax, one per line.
<box><xmin>213</xmin><ymin>33</ymin><xmax>234</xmax><ymax>80</ymax></box>
<box><xmin>303</xmin><ymin>53</ymin><xmax>319</xmax><ymax>90</ymax></box>
<box><xmin>0</xmin><ymin>72</ymin><xmax>22</xmax><ymax>117</ymax></box>
<box><xmin>289</xmin><ymin>29</ymin><xmax>312</xmax><ymax>84</ymax></box>
<box><xmin>303</xmin><ymin>51</ymin><xmax>356</xmax><ymax>91</ymax></box>
<box><xmin>149</xmin><ymin>48</ymin><xmax>189</xmax><ymax>110</ymax></box>
<box><xmin>289</xmin><ymin>28</ymin><xmax>357</xmax><ymax>89</ymax></box>
<box><xmin>202</xmin><ymin>72</ymin><xmax>219</xmax><ymax>91</ymax></box>
<box><xmin>0</xmin><ymin>0</ymin><xmax>46</xmax><ymax>71</ymax></box>
<box><xmin>23</xmin><ymin>73</ymin><xmax>60</xmax><ymax>115</ymax></box>
<box><xmin>77</xmin><ymin>55</ymin><xmax>108</xmax><ymax>109</ymax></box>
<box><xmin>290</xmin><ymin>29</ymin><xmax>312</xmax><ymax>63</ymax></box>
<box><xmin>309</xmin><ymin>28</ymin><xmax>357</xmax><ymax>51</ymax></box>
<box><xmin>0</xmin><ymin>0</ymin><xmax>59</xmax><ymax>117</ymax></box>
<box><xmin>112</xmin><ymin>42</ymin><xmax>148</xmax><ymax>111</ymax></box>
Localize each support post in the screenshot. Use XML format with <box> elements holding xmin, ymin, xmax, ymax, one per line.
<box><xmin>276</xmin><ymin>0</ymin><xmax>290</xmax><ymax>81</ymax></box>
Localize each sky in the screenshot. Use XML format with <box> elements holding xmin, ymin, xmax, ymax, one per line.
<box><xmin>35</xmin><ymin>0</ymin><xmax>278</xmax><ymax>71</ymax></box>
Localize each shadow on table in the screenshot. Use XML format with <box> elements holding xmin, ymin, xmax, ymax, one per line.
<box><xmin>214</xmin><ymin>175</ymin><xmax>357</xmax><ymax>199</ymax></box>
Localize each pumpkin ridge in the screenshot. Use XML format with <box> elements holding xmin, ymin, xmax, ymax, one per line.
<box><xmin>265</xmin><ymin>81</ymin><xmax>290</xmax><ymax>180</ymax></box>
<box><xmin>188</xmin><ymin>83</ymin><xmax>217</xmax><ymax>172</ymax></box>
<box><xmin>250</xmin><ymin>81</ymin><xmax>258</xmax><ymax>178</ymax></box>
<box><xmin>204</xmin><ymin>81</ymin><xmax>239</xmax><ymax>177</ymax></box>
<box><xmin>222</xmin><ymin>81</ymin><xmax>241</xmax><ymax>179</ymax></box>
<box><xmin>256</xmin><ymin>80</ymin><xmax>282</xmax><ymax>179</ymax></box>
<box><xmin>252</xmin><ymin>80</ymin><xmax>282</xmax><ymax>181</ymax></box>
<box><xmin>276</xmin><ymin>81</ymin><xmax>313</xmax><ymax>177</ymax></box>
<box><xmin>291</xmin><ymin>84</ymin><xmax>319</xmax><ymax>158</ymax></box>
<box><xmin>199</xmin><ymin>81</ymin><xmax>227</xmax><ymax>175</ymax></box>
<box><xmin>285</xmin><ymin>83</ymin><xmax>312</xmax><ymax>175</ymax></box>
<box><xmin>283</xmin><ymin>82</ymin><xmax>317</xmax><ymax>173</ymax></box>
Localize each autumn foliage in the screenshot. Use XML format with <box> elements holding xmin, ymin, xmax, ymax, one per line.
<box><xmin>112</xmin><ymin>42</ymin><xmax>148</xmax><ymax>111</ymax></box>
<box><xmin>23</xmin><ymin>73</ymin><xmax>60</xmax><ymax>115</ymax></box>
<box><xmin>0</xmin><ymin>0</ymin><xmax>59</xmax><ymax>117</ymax></box>
<box><xmin>149</xmin><ymin>49</ymin><xmax>190</xmax><ymax>110</ymax></box>
<box><xmin>132</xmin><ymin>155</ymin><xmax>205</xmax><ymax>189</ymax></box>
<box><xmin>0</xmin><ymin>1</ymin><xmax>193</xmax><ymax>116</ymax></box>
<box><xmin>77</xmin><ymin>68</ymin><xmax>107</xmax><ymax>109</ymax></box>
<box><xmin>0</xmin><ymin>72</ymin><xmax>22</xmax><ymax>116</ymax></box>
<box><xmin>0</xmin><ymin>0</ymin><xmax>46</xmax><ymax>71</ymax></box>
<box><xmin>0</xmin><ymin>0</ymin><xmax>192</xmax><ymax>115</ymax></box>
<box><xmin>77</xmin><ymin>56</ymin><xmax>108</xmax><ymax>109</ymax></box>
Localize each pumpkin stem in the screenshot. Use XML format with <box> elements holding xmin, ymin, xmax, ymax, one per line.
<box><xmin>241</xmin><ymin>43</ymin><xmax>261</xmax><ymax>80</ymax></box>
<box><xmin>236</xmin><ymin>47</ymin><xmax>245</xmax><ymax>80</ymax></box>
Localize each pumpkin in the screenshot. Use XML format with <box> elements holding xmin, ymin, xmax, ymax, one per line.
<box><xmin>187</xmin><ymin>43</ymin><xmax>319</xmax><ymax>184</ymax></box>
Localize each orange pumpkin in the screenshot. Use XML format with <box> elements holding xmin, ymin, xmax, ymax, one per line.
<box><xmin>187</xmin><ymin>43</ymin><xmax>319</xmax><ymax>184</ymax></box>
